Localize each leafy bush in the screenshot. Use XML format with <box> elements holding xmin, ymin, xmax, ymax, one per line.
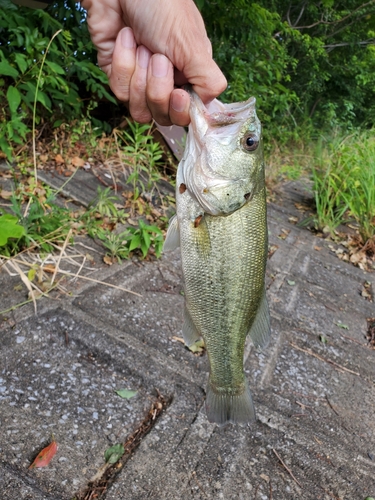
<box><xmin>0</xmin><ymin>0</ymin><xmax>115</xmax><ymax>159</ymax></box>
<box><xmin>199</xmin><ymin>0</ymin><xmax>375</xmax><ymax>141</ymax></box>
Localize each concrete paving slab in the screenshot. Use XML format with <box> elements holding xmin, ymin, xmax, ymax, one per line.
<box><xmin>73</xmin><ymin>254</ymin><xmax>209</xmax><ymax>388</ymax></box>
<box><xmin>0</xmin><ymin>461</ymin><xmax>60</xmax><ymax>500</ymax></box>
<box><xmin>1</xmin><ymin>176</ymin><xmax>374</xmax><ymax>500</ymax></box>
<box><xmin>0</xmin><ymin>309</ymin><xmax>157</xmax><ymax>497</ymax></box>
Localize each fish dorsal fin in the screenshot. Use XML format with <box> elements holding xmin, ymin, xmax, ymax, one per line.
<box><xmin>248</xmin><ymin>288</ymin><xmax>271</xmax><ymax>350</ymax></box>
<box><xmin>163</xmin><ymin>214</ymin><xmax>180</xmax><ymax>251</ymax></box>
<box><xmin>183</xmin><ymin>304</ymin><xmax>201</xmax><ymax>347</ymax></box>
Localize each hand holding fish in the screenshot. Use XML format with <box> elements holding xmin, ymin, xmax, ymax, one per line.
<box><xmin>81</xmin><ymin>0</ymin><xmax>227</xmax><ymax>126</ymax></box>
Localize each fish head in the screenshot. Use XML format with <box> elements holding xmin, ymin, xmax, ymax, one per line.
<box><xmin>179</xmin><ymin>90</ymin><xmax>264</xmax><ymax>216</ymax></box>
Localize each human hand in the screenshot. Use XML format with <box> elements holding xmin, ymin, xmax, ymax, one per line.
<box><xmin>80</xmin><ymin>0</ymin><xmax>227</xmax><ymax>126</ymax></box>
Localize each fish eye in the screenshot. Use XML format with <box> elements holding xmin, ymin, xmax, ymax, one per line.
<box><xmin>242</xmin><ymin>133</ymin><xmax>259</xmax><ymax>152</ymax></box>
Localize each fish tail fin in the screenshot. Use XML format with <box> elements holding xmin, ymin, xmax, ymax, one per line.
<box><xmin>205</xmin><ymin>378</ymin><xmax>256</xmax><ymax>426</ymax></box>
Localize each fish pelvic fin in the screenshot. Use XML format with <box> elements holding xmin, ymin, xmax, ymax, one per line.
<box><xmin>205</xmin><ymin>378</ymin><xmax>256</xmax><ymax>426</ymax></box>
<box><xmin>183</xmin><ymin>304</ymin><xmax>201</xmax><ymax>346</ymax></box>
<box><xmin>248</xmin><ymin>287</ymin><xmax>271</xmax><ymax>350</ymax></box>
<box><xmin>163</xmin><ymin>214</ymin><xmax>180</xmax><ymax>252</ymax></box>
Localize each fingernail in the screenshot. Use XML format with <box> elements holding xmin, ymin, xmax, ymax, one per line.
<box><xmin>121</xmin><ymin>27</ymin><xmax>135</xmax><ymax>49</ymax></box>
<box><xmin>151</xmin><ymin>54</ymin><xmax>169</xmax><ymax>78</ymax></box>
<box><xmin>171</xmin><ymin>92</ymin><xmax>186</xmax><ymax>113</ymax></box>
<box><xmin>137</xmin><ymin>46</ymin><xmax>150</xmax><ymax>69</ymax></box>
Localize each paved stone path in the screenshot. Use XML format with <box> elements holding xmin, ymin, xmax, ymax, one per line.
<box><xmin>1</xmin><ymin>167</ymin><xmax>374</xmax><ymax>500</ymax></box>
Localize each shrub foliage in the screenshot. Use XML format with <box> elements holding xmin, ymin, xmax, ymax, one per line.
<box><xmin>0</xmin><ymin>0</ymin><xmax>374</xmax><ymax>158</ymax></box>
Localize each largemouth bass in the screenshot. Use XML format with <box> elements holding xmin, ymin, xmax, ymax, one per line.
<box><xmin>164</xmin><ymin>90</ymin><xmax>270</xmax><ymax>425</ymax></box>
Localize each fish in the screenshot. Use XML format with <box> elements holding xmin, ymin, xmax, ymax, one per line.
<box><xmin>164</xmin><ymin>90</ymin><xmax>270</xmax><ymax>425</ymax></box>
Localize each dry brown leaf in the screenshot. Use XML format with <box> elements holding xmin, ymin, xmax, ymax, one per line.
<box><xmin>103</xmin><ymin>255</ymin><xmax>114</xmax><ymax>265</ymax></box>
<box><xmin>43</xmin><ymin>265</ymin><xmax>56</xmax><ymax>274</ymax></box>
<box><xmin>278</xmin><ymin>228</ymin><xmax>290</xmax><ymax>240</ymax></box>
<box><xmin>29</xmin><ymin>441</ymin><xmax>58</xmax><ymax>469</ymax></box>
<box><xmin>268</xmin><ymin>244</ymin><xmax>278</xmax><ymax>258</ymax></box>
<box><xmin>294</xmin><ymin>202</ymin><xmax>309</xmax><ymax>211</ymax></box>
<box><xmin>0</xmin><ymin>190</ymin><xmax>13</xmax><ymax>200</ymax></box>
<box><xmin>172</xmin><ymin>336</ymin><xmax>185</xmax><ymax>344</ymax></box>
<box><xmin>314</xmin><ymin>246</ymin><xmax>322</xmax><ymax>251</ymax></box>
<box><xmin>55</xmin><ymin>154</ymin><xmax>64</xmax><ymax>164</ymax></box>
<box><xmin>350</xmin><ymin>250</ymin><xmax>367</xmax><ymax>266</ymax></box>
<box><xmin>71</xmin><ymin>156</ymin><xmax>85</xmax><ymax>168</ymax></box>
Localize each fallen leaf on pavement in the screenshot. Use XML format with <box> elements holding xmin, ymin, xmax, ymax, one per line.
<box><xmin>104</xmin><ymin>443</ymin><xmax>124</xmax><ymax>464</ymax></box>
<box><xmin>28</xmin><ymin>440</ymin><xmax>58</xmax><ymax>469</ymax></box>
<box><xmin>114</xmin><ymin>389</ymin><xmax>138</xmax><ymax>399</ymax></box>
<box><xmin>334</xmin><ymin>322</ymin><xmax>349</xmax><ymax>330</ymax></box>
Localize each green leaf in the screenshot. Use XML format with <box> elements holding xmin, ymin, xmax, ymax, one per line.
<box><xmin>114</xmin><ymin>389</ymin><xmax>137</xmax><ymax>399</ymax></box>
<box><xmin>28</xmin><ymin>268</ymin><xmax>36</xmax><ymax>282</ymax></box>
<box><xmin>142</xmin><ymin>230</ymin><xmax>151</xmax><ymax>249</ymax></box>
<box><xmin>128</xmin><ymin>234</ymin><xmax>141</xmax><ymax>252</ymax></box>
<box><xmin>319</xmin><ymin>334</ymin><xmax>328</xmax><ymax>344</ymax></box>
<box><xmin>14</xmin><ymin>53</ymin><xmax>28</xmax><ymax>74</ymax></box>
<box><xmin>0</xmin><ymin>61</ymin><xmax>19</xmax><ymax>79</ymax></box>
<box><xmin>0</xmin><ymin>137</ymin><xmax>13</xmax><ymax>161</ymax></box>
<box><xmin>6</xmin><ymin>86</ymin><xmax>21</xmax><ymax>114</ymax></box>
<box><xmin>0</xmin><ymin>213</ymin><xmax>25</xmax><ymax>246</ymax></box>
<box><xmin>334</xmin><ymin>322</ymin><xmax>349</xmax><ymax>330</ymax></box>
<box><xmin>45</xmin><ymin>60</ymin><xmax>66</xmax><ymax>75</ymax></box>
<box><xmin>140</xmin><ymin>241</ymin><xmax>148</xmax><ymax>258</ymax></box>
<box><xmin>188</xmin><ymin>339</ymin><xmax>205</xmax><ymax>354</ymax></box>
<box><xmin>36</xmin><ymin>90</ymin><xmax>52</xmax><ymax>111</ymax></box>
<box><xmin>104</xmin><ymin>444</ymin><xmax>124</xmax><ymax>464</ymax></box>
<box><xmin>287</xmin><ymin>280</ymin><xmax>295</xmax><ymax>286</ymax></box>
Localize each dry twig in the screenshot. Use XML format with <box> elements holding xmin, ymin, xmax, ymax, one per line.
<box><xmin>289</xmin><ymin>341</ymin><xmax>360</xmax><ymax>376</ymax></box>
<box><xmin>272</xmin><ymin>448</ymin><xmax>302</xmax><ymax>489</ymax></box>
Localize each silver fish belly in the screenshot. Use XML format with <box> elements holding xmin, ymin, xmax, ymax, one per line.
<box><xmin>164</xmin><ymin>90</ymin><xmax>270</xmax><ymax>425</ymax></box>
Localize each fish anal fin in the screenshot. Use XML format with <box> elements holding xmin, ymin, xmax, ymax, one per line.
<box><xmin>248</xmin><ymin>288</ymin><xmax>271</xmax><ymax>350</ymax></box>
<box><xmin>205</xmin><ymin>378</ymin><xmax>256</xmax><ymax>426</ymax></box>
<box><xmin>183</xmin><ymin>305</ymin><xmax>201</xmax><ymax>347</ymax></box>
<box><xmin>163</xmin><ymin>214</ymin><xmax>180</xmax><ymax>252</ymax></box>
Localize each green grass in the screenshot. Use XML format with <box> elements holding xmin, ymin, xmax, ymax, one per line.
<box><xmin>311</xmin><ymin>130</ymin><xmax>375</xmax><ymax>243</ymax></box>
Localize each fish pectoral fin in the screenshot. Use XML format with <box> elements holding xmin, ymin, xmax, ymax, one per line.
<box><xmin>192</xmin><ymin>215</ymin><xmax>211</xmax><ymax>257</ymax></box>
<box><xmin>205</xmin><ymin>378</ymin><xmax>256</xmax><ymax>426</ymax></box>
<box><xmin>182</xmin><ymin>305</ymin><xmax>201</xmax><ymax>347</ymax></box>
<box><xmin>163</xmin><ymin>214</ymin><xmax>180</xmax><ymax>251</ymax></box>
<box><xmin>248</xmin><ymin>288</ymin><xmax>271</xmax><ymax>350</ymax></box>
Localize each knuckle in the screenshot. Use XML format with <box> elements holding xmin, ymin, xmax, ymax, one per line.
<box><xmin>109</xmin><ymin>78</ymin><xmax>130</xmax><ymax>102</ymax></box>
<box><xmin>130</xmin><ymin>107</ymin><xmax>152</xmax><ymax>124</ymax></box>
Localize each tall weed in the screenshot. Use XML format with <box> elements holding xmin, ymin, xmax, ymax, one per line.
<box><xmin>312</xmin><ymin>131</ymin><xmax>375</xmax><ymax>242</ymax></box>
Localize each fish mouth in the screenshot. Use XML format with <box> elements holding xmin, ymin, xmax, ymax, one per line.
<box><xmin>186</xmin><ymin>85</ymin><xmax>256</xmax><ymax>132</ymax></box>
